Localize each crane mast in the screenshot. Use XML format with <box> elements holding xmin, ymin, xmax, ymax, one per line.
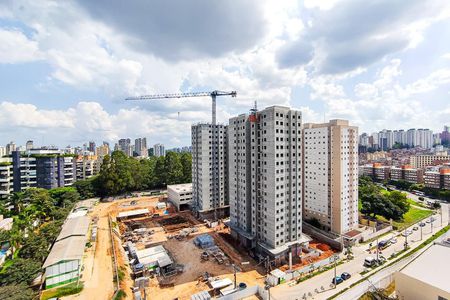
<box><xmin>126</xmin><ymin>90</ymin><xmax>237</xmax><ymax>221</ymax></box>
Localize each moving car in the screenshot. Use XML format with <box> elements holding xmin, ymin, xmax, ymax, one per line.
<box><xmin>341</xmin><ymin>272</ymin><xmax>351</xmax><ymax>280</ymax></box>
<box><xmin>332</xmin><ymin>276</ymin><xmax>344</xmax><ymax>285</ymax></box>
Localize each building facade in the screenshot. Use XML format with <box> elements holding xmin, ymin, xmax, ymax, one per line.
<box><xmin>191</xmin><ymin>124</ymin><xmax>228</xmax><ymax>217</ymax></box>
<box><xmin>410</xmin><ymin>154</ymin><xmax>450</xmax><ymax>168</ymax></box>
<box><xmin>303</xmin><ymin>120</ymin><xmax>359</xmax><ymax>235</ymax></box>
<box><xmin>167</xmin><ymin>183</ymin><xmax>193</xmax><ymax>211</ymax></box>
<box><xmin>153</xmin><ymin>143</ymin><xmax>165</xmax><ymax>157</ymax></box>
<box><xmin>228</xmin><ymin>106</ymin><xmax>308</xmax><ymax>260</ymax></box>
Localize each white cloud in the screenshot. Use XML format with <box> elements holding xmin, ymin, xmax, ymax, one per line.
<box><xmin>0</xmin><ymin>101</ymin><xmax>197</xmax><ymax>147</ymax></box>
<box><xmin>0</xmin><ymin>28</ymin><xmax>42</xmax><ymax>63</ymax></box>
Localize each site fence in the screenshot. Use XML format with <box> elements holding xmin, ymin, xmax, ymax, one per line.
<box><xmin>108</xmin><ymin>215</ymin><xmax>120</xmax><ymax>298</ymax></box>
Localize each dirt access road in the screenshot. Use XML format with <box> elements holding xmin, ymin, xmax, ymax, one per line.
<box><xmin>64</xmin><ymin>202</ymin><xmax>115</xmax><ymax>300</ymax></box>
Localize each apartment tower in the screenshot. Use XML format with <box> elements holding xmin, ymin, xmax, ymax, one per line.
<box><xmin>302</xmin><ymin>120</ymin><xmax>359</xmax><ymax>235</ymax></box>
<box><xmin>228</xmin><ymin>106</ymin><xmax>309</xmax><ymax>261</ymax></box>
<box><xmin>191</xmin><ymin>124</ymin><xmax>228</xmax><ymax>218</ymax></box>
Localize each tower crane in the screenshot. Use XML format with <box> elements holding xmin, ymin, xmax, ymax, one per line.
<box><xmin>125</xmin><ymin>90</ymin><xmax>237</xmax><ymax>221</ymax></box>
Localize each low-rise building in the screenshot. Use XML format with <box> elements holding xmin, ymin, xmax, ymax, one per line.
<box><xmin>410</xmin><ymin>154</ymin><xmax>450</xmax><ymax>168</ymax></box>
<box><xmin>424</xmin><ymin>165</ymin><xmax>450</xmax><ymax>190</ymax></box>
<box><xmin>391</xmin><ymin>165</ymin><xmax>423</xmax><ymax>184</ymax></box>
<box><xmin>42</xmin><ymin>215</ymin><xmax>90</xmax><ymax>289</ymax></box>
<box><xmin>395</xmin><ymin>242</ymin><xmax>450</xmax><ymax>300</ymax></box>
<box><xmin>167</xmin><ymin>183</ymin><xmax>193</xmax><ymax>211</ymax></box>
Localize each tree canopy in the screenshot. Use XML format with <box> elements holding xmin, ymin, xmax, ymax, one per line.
<box><xmin>75</xmin><ymin>150</ymin><xmax>192</xmax><ymax>198</ymax></box>
<box><xmin>360</xmin><ymin>177</ymin><xmax>410</xmax><ymax>221</ymax></box>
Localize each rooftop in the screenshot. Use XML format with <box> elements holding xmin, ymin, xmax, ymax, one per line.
<box><xmin>117</xmin><ymin>208</ymin><xmax>149</xmax><ymax>219</ymax></box>
<box><xmin>167</xmin><ymin>183</ymin><xmax>192</xmax><ymax>193</ymax></box>
<box><xmin>399</xmin><ymin>242</ymin><xmax>450</xmax><ymax>293</ymax></box>
<box><xmin>56</xmin><ymin>216</ymin><xmax>90</xmax><ymax>242</ymax></box>
<box><xmin>43</xmin><ymin>235</ymin><xmax>87</xmax><ymax>268</ymax></box>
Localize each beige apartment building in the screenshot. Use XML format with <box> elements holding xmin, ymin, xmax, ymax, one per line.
<box><xmin>410</xmin><ymin>154</ymin><xmax>450</xmax><ymax>168</ymax></box>
<box><xmin>302</xmin><ymin>120</ymin><xmax>359</xmax><ymax>235</ymax></box>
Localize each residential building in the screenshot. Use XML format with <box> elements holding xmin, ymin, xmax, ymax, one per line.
<box><xmin>424</xmin><ymin>165</ymin><xmax>450</xmax><ymax>190</ymax></box>
<box><xmin>0</xmin><ymin>147</ymin><xmax>5</xmax><ymax>158</ymax></box>
<box><xmin>118</xmin><ymin>138</ymin><xmax>132</xmax><ymax>156</ymax></box>
<box><xmin>11</xmin><ymin>150</ymin><xmax>77</xmax><ymax>191</ymax></box>
<box><xmin>395</xmin><ymin>242</ymin><xmax>450</xmax><ymax>300</ymax></box>
<box><xmin>5</xmin><ymin>142</ymin><xmax>16</xmax><ymax>155</ymax></box>
<box><xmin>0</xmin><ymin>158</ymin><xmax>13</xmax><ymax>199</ymax></box>
<box><xmin>26</xmin><ymin>140</ymin><xmax>34</xmax><ymax>150</ymax></box>
<box><xmin>135</xmin><ymin>137</ymin><xmax>148</xmax><ymax>157</ymax></box>
<box><xmin>75</xmin><ymin>155</ymin><xmax>100</xmax><ymax>181</ymax></box>
<box><xmin>153</xmin><ymin>143</ymin><xmax>165</xmax><ymax>157</ymax></box>
<box><xmin>88</xmin><ymin>141</ymin><xmax>96</xmax><ymax>153</ymax></box>
<box><xmin>303</xmin><ymin>119</ymin><xmax>359</xmax><ymax>235</ymax></box>
<box><xmin>390</xmin><ymin>165</ymin><xmax>423</xmax><ymax>184</ymax></box>
<box><xmin>95</xmin><ymin>143</ymin><xmax>110</xmax><ymax>158</ymax></box>
<box><xmin>441</xmin><ymin>125</ymin><xmax>450</xmax><ymax>145</ymax></box>
<box><xmin>228</xmin><ymin>106</ymin><xmax>309</xmax><ymax>261</ymax></box>
<box><xmin>360</xmin><ymin>163</ymin><xmax>390</xmax><ymax>181</ymax></box>
<box><xmin>191</xmin><ymin>124</ymin><xmax>228</xmax><ymax>217</ymax></box>
<box><xmin>410</xmin><ymin>154</ymin><xmax>450</xmax><ymax>168</ymax></box>
<box><xmin>167</xmin><ymin>183</ymin><xmax>193</xmax><ymax>211</ymax></box>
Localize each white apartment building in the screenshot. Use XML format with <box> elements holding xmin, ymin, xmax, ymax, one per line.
<box><xmin>135</xmin><ymin>138</ymin><xmax>148</xmax><ymax>157</ymax></box>
<box><xmin>167</xmin><ymin>183</ymin><xmax>193</xmax><ymax>211</ymax></box>
<box><xmin>0</xmin><ymin>147</ymin><xmax>6</xmax><ymax>158</ymax></box>
<box><xmin>191</xmin><ymin>124</ymin><xmax>228</xmax><ymax>217</ymax></box>
<box><xmin>303</xmin><ymin>120</ymin><xmax>359</xmax><ymax>235</ymax></box>
<box><xmin>0</xmin><ymin>158</ymin><xmax>13</xmax><ymax>199</ymax></box>
<box><xmin>153</xmin><ymin>143</ymin><xmax>165</xmax><ymax>157</ymax></box>
<box><xmin>228</xmin><ymin>106</ymin><xmax>309</xmax><ymax>261</ymax></box>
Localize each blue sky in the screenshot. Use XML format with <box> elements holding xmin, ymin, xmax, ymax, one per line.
<box><xmin>0</xmin><ymin>0</ymin><xmax>450</xmax><ymax>148</ymax></box>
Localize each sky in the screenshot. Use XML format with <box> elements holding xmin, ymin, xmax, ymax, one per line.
<box><xmin>1</xmin><ymin>0</ymin><xmax>450</xmax><ymax>148</ymax></box>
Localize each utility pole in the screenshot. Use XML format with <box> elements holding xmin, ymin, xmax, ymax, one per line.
<box><xmin>404</xmin><ymin>228</ymin><xmax>408</xmax><ymax>250</ymax></box>
<box><xmin>431</xmin><ymin>216</ymin><xmax>433</xmax><ymax>234</ymax></box>
<box><xmin>420</xmin><ymin>224</ymin><xmax>423</xmax><ymax>241</ymax></box>
<box><xmin>232</xmin><ymin>264</ymin><xmax>237</xmax><ymax>289</ymax></box>
<box><xmin>376</xmin><ymin>235</ymin><xmax>379</xmax><ymax>263</ymax></box>
<box><xmin>333</xmin><ymin>254</ymin><xmax>338</xmax><ymax>288</ymax></box>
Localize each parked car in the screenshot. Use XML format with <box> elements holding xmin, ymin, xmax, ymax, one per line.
<box><xmin>426</xmin><ymin>217</ymin><xmax>435</xmax><ymax>223</ymax></box>
<box><xmin>364</xmin><ymin>256</ymin><xmax>377</xmax><ymax>267</ymax></box>
<box><xmin>419</xmin><ymin>222</ymin><xmax>426</xmax><ymax>227</ymax></box>
<box><xmin>332</xmin><ymin>276</ymin><xmax>344</xmax><ymax>285</ymax></box>
<box><xmin>413</xmin><ymin>226</ymin><xmax>419</xmax><ymax>231</ymax></box>
<box><xmin>390</xmin><ymin>238</ymin><xmax>397</xmax><ymax>244</ymax></box>
<box><xmin>341</xmin><ymin>272</ymin><xmax>351</xmax><ymax>280</ymax></box>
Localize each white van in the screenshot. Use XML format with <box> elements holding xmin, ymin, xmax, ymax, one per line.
<box><xmin>364</xmin><ymin>256</ymin><xmax>376</xmax><ymax>267</ymax></box>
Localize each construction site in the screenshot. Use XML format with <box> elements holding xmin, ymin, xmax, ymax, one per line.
<box><xmin>109</xmin><ymin>195</ymin><xmax>268</xmax><ymax>300</ymax></box>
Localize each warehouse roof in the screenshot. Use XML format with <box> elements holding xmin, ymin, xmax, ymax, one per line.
<box><xmin>56</xmin><ymin>216</ymin><xmax>90</xmax><ymax>242</ymax></box>
<box><xmin>399</xmin><ymin>243</ymin><xmax>450</xmax><ymax>293</ymax></box>
<box><xmin>43</xmin><ymin>235</ymin><xmax>87</xmax><ymax>268</ymax></box>
<box><xmin>117</xmin><ymin>208</ymin><xmax>149</xmax><ymax>219</ymax></box>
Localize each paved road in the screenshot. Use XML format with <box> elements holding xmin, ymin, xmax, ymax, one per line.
<box><xmin>270</xmin><ymin>203</ymin><xmax>449</xmax><ymax>300</ymax></box>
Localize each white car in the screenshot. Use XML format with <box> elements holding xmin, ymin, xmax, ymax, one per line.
<box><xmin>390</xmin><ymin>238</ymin><xmax>397</xmax><ymax>244</ymax></box>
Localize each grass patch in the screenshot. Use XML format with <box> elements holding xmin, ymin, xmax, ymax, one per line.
<box><xmin>113</xmin><ymin>289</ymin><xmax>127</xmax><ymax>300</ymax></box>
<box><xmin>406</xmin><ymin>198</ymin><xmax>428</xmax><ymax>208</ymax></box>
<box><xmin>41</xmin><ymin>282</ymin><xmax>84</xmax><ymax>300</ymax></box>
<box><xmin>378</xmin><ymin>206</ymin><xmax>433</xmax><ymax>230</ymax></box>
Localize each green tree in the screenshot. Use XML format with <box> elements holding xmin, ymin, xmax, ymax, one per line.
<box><xmin>0</xmin><ymin>284</ymin><xmax>35</xmax><ymax>300</ymax></box>
<box><xmin>18</xmin><ymin>232</ymin><xmax>49</xmax><ymax>262</ymax></box>
<box><xmin>0</xmin><ymin>258</ymin><xmax>41</xmax><ymax>286</ymax></box>
<box><xmin>73</xmin><ymin>176</ymin><xmax>98</xmax><ymax>199</ymax></box>
<box><xmin>164</xmin><ymin>152</ymin><xmax>183</xmax><ymax>185</ymax></box>
<box><xmin>49</xmin><ymin>187</ymin><xmax>80</xmax><ymax>208</ymax></box>
<box><xmin>180</xmin><ymin>152</ymin><xmax>192</xmax><ymax>183</ymax></box>
<box><xmin>154</xmin><ymin>156</ymin><xmax>166</xmax><ymax>187</ymax></box>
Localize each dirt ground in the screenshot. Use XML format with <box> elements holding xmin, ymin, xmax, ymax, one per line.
<box><xmin>67</xmin><ymin>195</ymin><xmax>266</xmax><ymax>300</ymax></box>
<box><xmin>64</xmin><ymin>202</ymin><xmax>115</xmax><ymax>300</ymax></box>
<box><xmin>148</xmin><ymin>235</ymin><xmax>266</xmax><ymax>300</ymax></box>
